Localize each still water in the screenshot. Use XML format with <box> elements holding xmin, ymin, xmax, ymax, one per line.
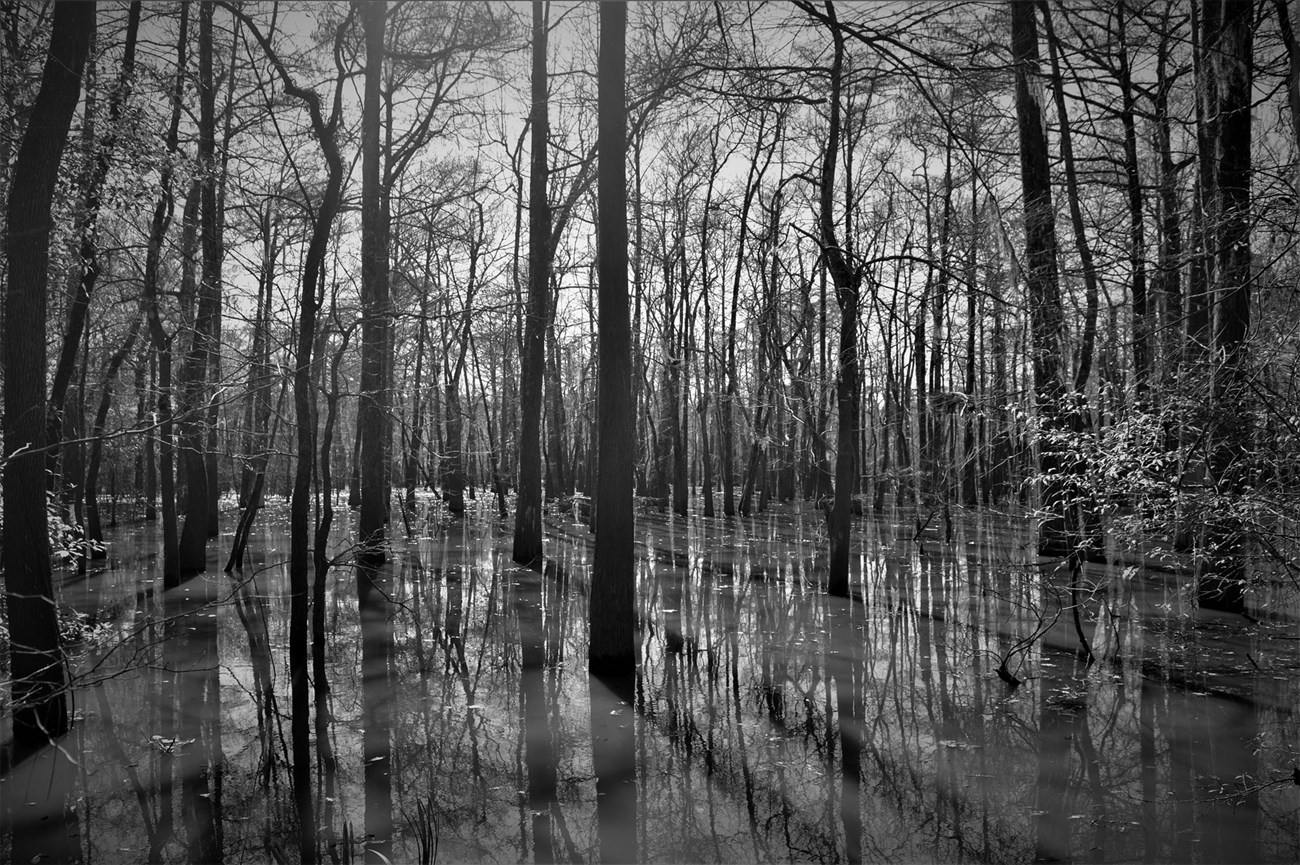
<box><xmin>3</xmin><ymin>499</ymin><xmax>1299</xmax><ymax>863</ymax></box>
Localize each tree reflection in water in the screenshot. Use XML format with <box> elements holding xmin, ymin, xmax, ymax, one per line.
<box><xmin>2</xmin><ymin>502</ymin><xmax>1299</xmax><ymax>863</ymax></box>
<box><xmin>359</xmin><ymin>562</ymin><xmax>394</xmax><ymax>863</ymax></box>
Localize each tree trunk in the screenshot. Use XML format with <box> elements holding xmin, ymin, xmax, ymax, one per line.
<box><xmin>443</xmin><ymin>382</ymin><xmax>466</xmax><ymax>513</ymax></box>
<box><xmin>471</xmin><ymin>332</ymin><xmax>510</xmax><ymax>518</ymax></box>
<box><xmin>513</xmin><ymin>0</ymin><xmax>550</xmax><ymax>565</ymax></box>
<box><xmin>2</xmin><ymin>0</ymin><xmax>93</xmax><ymax>759</ymax></box>
<box><xmin>230</xmin><ymin>6</ymin><xmax>353</xmax><ymax>861</ymax></box>
<box><xmin>962</xmin><ymin>165</ymin><xmax>980</xmax><ymax>505</ymax></box>
<box><xmin>315</xmin><ymin>318</ymin><xmax>352</xmax><ymax>693</ymax></box>
<box><xmin>673</xmin><ymin>230</ymin><xmax>691</xmax><ymax>518</ymax></box>
<box><xmin>1189</xmin><ymin>2</ymin><xmax>1219</xmax><ymax>355</ymax></box>
<box><xmin>1152</xmin><ymin>15</ymin><xmax>1184</xmax><ymax>394</ymax></box>
<box><xmin>589</xmin><ymin>0</ymin><xmax>636</xmax><ymax>675</ymax></box>
<box><xmin>1011</xmin><ymin>0</ymin><xmax>1070</xmax><ymax>556</ymax></box>
<box><xmin>1042</xmin><ymin>4</ymin><xmax>1100</xmax><ymax>395</ymax></box>
<box><xmin>47</xmin><ymin>3</ymin><xmax>140</xmax><ymax>493</ymax></box>
<box><xmin>546</xmin><ymin>312</ymin><xmax>571</xmax><ymax>499</ymax></box>
<box><xmin>405</xmin><ymin>313</ymin><xmax>428</xmax><ymax>516</ymax></box>
<box><xmin>85</xmin><ymin>315</ymin><xmax>143</xmax><ymax>554</ymax></box>
<box><xmin>137</xmin><ymin>348</ymin><xmax>157</xmax><ymax>520</ymax></box>
<box><xmin>818</xmin><ymin>1</ymin><xmax>859</xmax><ymax>598</ymax></box>
<box><xmin>1116</xmin><ymin>3</ymin><xmax>1150</xmax><ymax>403</ymax></box>
<box><xmin>177</xmin><ymin>3</ymin><xmax>221</xmax><ymax>573</ymax></box>
<box><xmin>359</xmin><ymin>0</ymin><xmax>392</xmax><ymax>561</ymax></box>
<box><xmin>1200</xmin><ymin>0</ymin><xmax>1253</xmax><ymax>614</ymax></box>
<box><xmin>240</xmin><ymin>204</ymin><xmax>277</xmax><ymax>508</ymax></box>
<box><xmin>1275</xmin><ymin>0</ymin><xmax>1300</xmax><ymax>163</ymax></box>
<box><xmin>723</xmin><ymin>111</ymin><xmax>777</xmax><ymax>518</ymax></box>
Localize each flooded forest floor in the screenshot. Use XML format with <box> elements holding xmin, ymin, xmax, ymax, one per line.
<box><xmin>3</xmin><ymin>495</ymin><xmax>1300</xmax><ymax>863</ymax></box>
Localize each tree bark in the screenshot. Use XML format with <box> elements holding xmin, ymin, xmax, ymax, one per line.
<box><xmin>359</xmin><ymin>0</ymin><xmax>392</xmax><ymax>561</ymax></box>
<box><xmin>1041</xmin><ymin>3</ymin><xmax>1099</xmax><ymax>395</ymax></box>
<box><xmin>1275</xmin><ymin>0</ymin><xmax>1300</xmax><ymax>160</ymax></box>
<box><xmin>589</xmin><ymin>0</ymin><xmax>636</xmax><ymax>675</ymax></box>
<box><xmin>2</xmin><ymin>0</ymin><xmax>93</xmax><ymax>759</ymax></box>
<box><xmin>84</xmin><ymin>314</ymin><xmax>143</xmax><ymax>554</ymax></box>
<box><xmin>177</xmin><ymin>2</ymin><xmax>220</xmax><ymax>573</ymax></box>
<box><xmin>1116</xmin><ymin>2</ymin><xmax>1151</xmax><ymax>402</ymax></box>
<box><xmin>1201</xmin><ymin>0</ymin><xmax>1253</xmax><ymax>613</ymax></box>
<box><xmin>1011</xmin><ymin>0</ymin><xmax>1070</xmax><ymax>556</ymax></box>
<box><xmin>1151</xmin><ymin>12</ymin><xmax>1184</xmax><ymax>394</ymax></box>
<box><xmin>46</xmin><ymin>3</ymin><xmax>140</xmax><ymax>488</ymax></box>
<box><xmin>514</xmin><ymin>0</ymin><xmax>550</xmax><ymax>565</ymax></box>
<box><xmin>812</xmin><ymin>0</ymin><xmax>860</xmax><ymax>598</ymax></box>
<box><xmin>546</xmin><ymin>308</ymin><xmax>571</xmax><ymax>499</ymax></box>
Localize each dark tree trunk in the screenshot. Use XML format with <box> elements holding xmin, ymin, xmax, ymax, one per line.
<box><xmin>589</xmin><ymin>0</ymin><xmax>636</xmax><ymax>676</ymax></box>
<box><xmin>962</xmin><ymin>166</ymin><xmax>980</xmax><ymax>505</ymax></box>
<box><xmin>1042</xmin><ymin>3</ymin><xmax>1099</xmax><ymax>395</ymax></box>
<box><xmin>404</xmin><ymin>312</ymin><xmax>428</xmax><ymax>517</ymax></box>
<box><xmin>225</xmin><ymin>376</ymin><xmax>286</xmax><ymax>572</ymax></box>
<box><xmin>136</xmin><ymin>348</ymin><xmax>158</xmax><ymax>520</ymax></box>
<box><xmin>1189</xmin><ymin>2</ymin><xmax>1219</xmax><ymax>355</ymax></box>
<box><xmin>673</xmin><ymin>234</ymin><xmax>690</xmax><ymax>518</ymax></box>
<box><xmin>443</xmin><ymin>382</ymin><xmax>466</xmax><ymax>513</ymax></box>
<box><xmin>358</xmin><ymin>0</ymin><xmax>392</xmax><ymax>561</ymax></box>
<box><xmin>546</xmin><ymin>314</ymin><xmax>571</xmax><ymax>499</ymax></box>
<box><xmin>204</xmin><ymin>18</ymin><xmax>238</xmax><ymax>540</ymax></box>
<box><xmin>514</xmin><ymin>0</ymin><xmax>550</xmax><ymax>565</ymax></box>
<box><xmin>471</xmin><ymin>333</ymin><xmax>510</xmax><ymax>518</ymax></box>
<box><xmin>722</xmin><ymin>111</ymin><xmax>777</xmax><ymax>518</ymax></box>
<box><xmin>1276</xmin><ymin>0</ymin><xmax>1300</xmax><ymax>160</ymax></box>
<box><xmin>816</xmin><ymin>1</ymin><xmax>859</xmax><ymax>599</ymax></box>
<box><xmin>240</xmin><ymin>204</ymin><xmax>277</xmax><ymax>508</ymax></box>
<box><xmin>1200</xmin><ymin>0</ymin><xmax>1253</xmax><ymax>614</ymax></box>
<box><xmin>1152</xmin><ymin>14</ymin><xmax>1184</xmax><ymax>393</ymax></box>
<box><xmin>47</xmin><ymin>3</ymin><xmax>139</xmax><ymax>489</ymax></box>
<box><xmin>444</xmin><ymin>219</ymin><xmax>483</xmax><ymax>516</ymax></box>
<box><xmin>2</xmin><ymin>0</ymin><xmax>93</xmax><ymax>759</ymax></box>
<box><xmin>85</xmin><ymin>315</ymin><xmax>143</xmax><ymax>554</ymax></box>
<box><xmin>1116</xmin><ymin>3</ymin><xmax>1150</xmax><ymax>403</ymax></box>
<box><xmin>231</xmin><ymin>6</ymin><xmax>353</xmax><ymax>861</ymax></box>
<box><xmin>700</xmin><ymin>136</ymin><xmax>720</xmax><ymax>518</ymax></box>
<box><xmin>349</xmin><ymin>432</ymin><xmax>362</xmax><ymax>509</ymax></box>
<box><xmin>1011</xmin><ymin>1</ymin><xmax>1071</xmax><ymax>556</ymax></box>
<box><xmin>315</xmin><ymin>320</ymin><xmax>352</xmax><ymax>694</ymax></box>
<box><xmin>177</xmin><ymin>3</ymin><xmax>221</xmax><ymax>573</ymax></box>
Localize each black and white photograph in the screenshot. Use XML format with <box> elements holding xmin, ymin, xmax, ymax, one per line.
<box><xmin>1</xmin><ymin>1</ymin><xmax>1298</xmax><ymax>862</ymax></box>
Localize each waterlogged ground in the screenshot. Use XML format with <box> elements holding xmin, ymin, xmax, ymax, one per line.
<box><xmin>3</xmin><ymin>496</ymin><xmax>1300</xmax><ymax>863</ymax></box>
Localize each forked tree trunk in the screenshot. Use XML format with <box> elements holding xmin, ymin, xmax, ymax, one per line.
<box><xmin>811</xmin><ymin>1</ymin><xmax>860</xmax><ymax>599</ymax></box>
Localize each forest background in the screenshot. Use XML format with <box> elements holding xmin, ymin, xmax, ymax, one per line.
<box><xmin>1</xmin><ymin>0</ymin><xmax>1296</xmax><ymax>762</ymax></box>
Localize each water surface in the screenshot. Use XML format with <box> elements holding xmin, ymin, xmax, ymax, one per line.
<box><xmin>3</xmin><ymin>499</ymin><xmax>1298</xmax><ymax>863</ymax></box>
